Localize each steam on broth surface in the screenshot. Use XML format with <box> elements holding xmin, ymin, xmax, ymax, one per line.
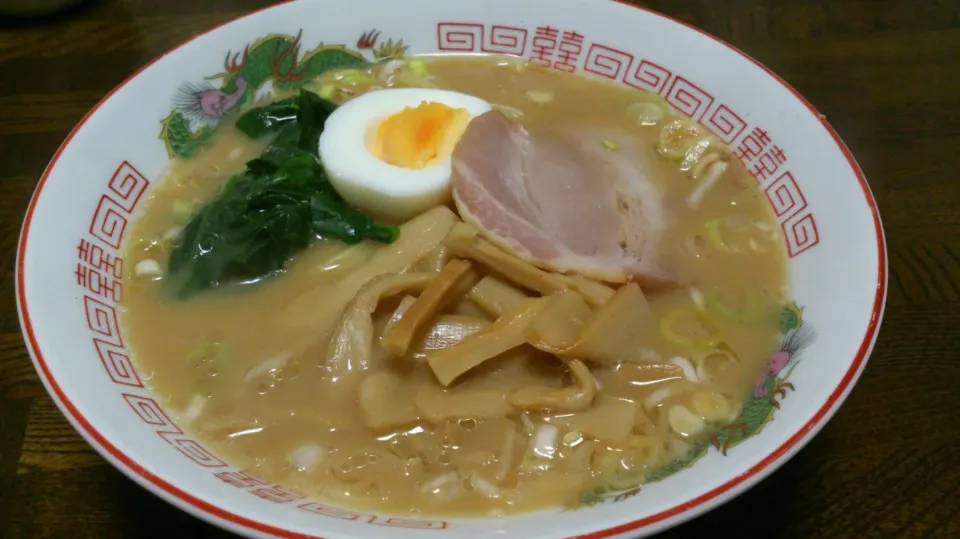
<box><xmin>123</xmin><ymin>54</ymin><xmax>788</xmax><ymax>517</ymax></box>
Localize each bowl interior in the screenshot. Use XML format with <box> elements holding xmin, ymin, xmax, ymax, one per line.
<box><xmin>16</xmin><ymin>0</ymin><xmax>885</xmax><ymax>537</ymax></box>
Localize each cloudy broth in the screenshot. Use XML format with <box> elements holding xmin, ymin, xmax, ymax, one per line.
<box><xmin>122</xmin><ymin>54</ymin><xmax>788</xmax><ymax>517</ymax></box>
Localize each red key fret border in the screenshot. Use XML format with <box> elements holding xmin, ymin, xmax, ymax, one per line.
<box><xmin>435</xmin><ymin>21</ymin><xmax>820</xmax><ymax>257</ymax></box>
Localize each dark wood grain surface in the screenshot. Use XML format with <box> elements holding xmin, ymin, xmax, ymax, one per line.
<box><xmin>1</xmin><ymin>0</ymin><xmax>959</xmax><ymax>538</ymax></box>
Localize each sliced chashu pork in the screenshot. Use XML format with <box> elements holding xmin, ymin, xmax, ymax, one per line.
<box><xmin>451</xmin><ymin>110</ymin><xmax>679</xmax><ymax>287</ymax></box>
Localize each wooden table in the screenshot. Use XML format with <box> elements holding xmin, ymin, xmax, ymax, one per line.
<box><xmin>1</xmin><ymin>0</ymin><xmax>959</xmax><ymax>537</ymax></box>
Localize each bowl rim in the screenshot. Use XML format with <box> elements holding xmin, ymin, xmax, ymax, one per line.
<box><xmin>15</xmin><ymin>1</ymin><xmax>888</xmax><ymax>537</ymax></box>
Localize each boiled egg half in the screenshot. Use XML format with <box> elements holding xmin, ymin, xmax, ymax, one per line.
<box><xmin>319</xmin><ymin>88</ymin><xmax>492</xmax><ymax>221</ymax></box>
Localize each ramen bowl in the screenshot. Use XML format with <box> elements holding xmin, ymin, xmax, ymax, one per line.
<box><xmin>16</xmin><ymin>0</ymin><xmax>886</xmax><ymax>537</ymax></box>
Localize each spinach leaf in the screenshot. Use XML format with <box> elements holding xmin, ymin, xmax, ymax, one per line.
<box><xmin>168</xmin><ymin>160</ymin><xmax>315</xmax><ymax>298</ymax></box>
<box><xmin>310</xmin><ymin>190</ymin><xmax>399</xmax><ymax>244</ymax></box>
<box><xmin>245</xmin><ymin>122</ymin><xmax>304</xmax><ymax>174</ymax></box>
<box><xmin>242</xmin><ymin>90</ymin><xmax>338</xmax><ymax>173</ymax></box>
<box><xmin>167</xmin><ymin>89</ymin><xmax>399</xmax><ymax>300</ymax></box>
<box><xmin>234</xmin><ymin>97</ymin><xmax>298</xmax><ymax>138</ymax></box>
<box><xmin>235</xmin><ymin>89</ymin><xmax>338</xmax><ymax>146</ymax></box>
<box><xmin>295</xmin><ymin>89</ymin><xmax>337</xmax><ymax>153</ymax></box>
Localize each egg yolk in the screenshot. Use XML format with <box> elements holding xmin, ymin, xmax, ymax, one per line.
<box><xmin>371</xmin><ymin>101</ymin><xmax>472</xmax><ymax>169</ymax></box>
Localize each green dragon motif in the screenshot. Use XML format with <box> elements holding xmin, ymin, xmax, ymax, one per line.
<box><xmin>582</xmin><ymin>301</ymin><xmax>816</xmax><ymax>507</ymax></box>
<box><xmin>159</xmin><ymin>29</ymin><xmax>405</xmax><ymax>158</ymax></box>
<box><xmin>159</xmin><ymin>111</ymin><xmax>216</xmax><ymax>159</ymax></box>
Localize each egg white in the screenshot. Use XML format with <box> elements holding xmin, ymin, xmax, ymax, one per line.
<box><xmin>318</xmin><ymin>88</ymin><xmax>492</xmax><ymax>222</ymax></box>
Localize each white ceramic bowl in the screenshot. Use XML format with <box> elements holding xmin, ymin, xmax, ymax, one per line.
<box><xmin>16</xmin><ymin>0</ymin><xmax>887</xmax><ymax>537</ymax></box>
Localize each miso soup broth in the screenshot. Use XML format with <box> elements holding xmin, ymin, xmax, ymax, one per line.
<box><xmin>122</xmin><ymin>54</ymin><xmax>788</xmax><ymax>517</ymax></box>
